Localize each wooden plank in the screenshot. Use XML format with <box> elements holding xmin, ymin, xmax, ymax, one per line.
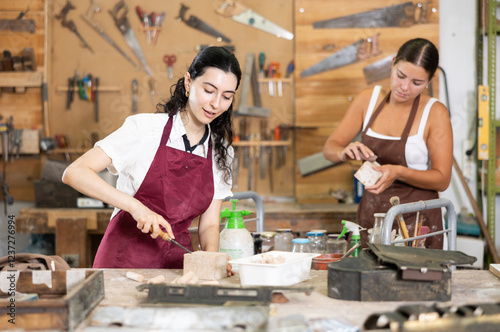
<box><xmin>0</xmin><ymin>71</ymin><xmax>43</xmax><ymax>87</ymax></box>
<box><xmin>0</xmin><ymin>0</ymin><xmax>44</xmax><ymax>11</ymax></box>
<box><xmin>55</xmin><ymin>218</ymin><xmax>88</xmax><ymax>268</ymax></box>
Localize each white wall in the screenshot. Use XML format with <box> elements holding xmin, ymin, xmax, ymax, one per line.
<box><xmin>439</xmin><ymin>0</ymin><xmax>500</xmax><ymax>248</ymax></box>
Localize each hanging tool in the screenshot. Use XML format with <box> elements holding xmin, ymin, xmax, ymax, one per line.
<box><xmin>66</xmin><ymin>75</ymin><xmax>75</xmax><ymax>110</ymax></box>
<box><xmin>0</xmin><ymin>116</ymin><xmax>14</xmax><ymax>215</ymax></box>
<box><xmin>152</xmin><ymin>11</ymin><xmax>165</xmax><ymax>45</ymax></box>
<box><xmin>214</xmin><ymin>0</ymin><xmax>293</xmax><ymax>40</ymax></box>
<box><xmin>151</xmin><ymin>227</ymin><xmax>192</xmax><ymax>253</ymax></box>
<box><xmin>163</xmin><ymin>54</ymin><xmax>177</xmax><ymax>80</ymax></box>
<box><xmin>390</xmin><ymin>196</ymin><xmax>410</xmax><ymax>245</ymax></box>
<box><xmin>0</xmin><ymin>3</ymin><xmax>35</xmax><ymax>33</ymax></box>
<box><xmin>267</xmin><ymin>129</ymin><xmax>274</xmax><ymax>192</ymax></box>
<box><xmin>258</xmin><ymin>52</ymin><xmax>265</xmax><ymax>93</ymax></box>
<box><xmin>239</xmin><ymin>118</ymin><xmax>248</xmax><ymax>168</ymax></box>
<box><xmin>148</xmin><ymin>77</ymin><xmax>155</xmax><ymax>105</ymax></box>
<box><xmin>259</xmin><ymin>119</ymin><xmax>267</xmax><ymax>180</ymax></box>
<box><xmin>81</xmin><ymin>0</ymin><xmax>139</xmax><ymax>71</ymax></box>
<box><xmin>235</xmin><ymin>53</ymin><xmax>270</xmax><ymax>117</ymax></box>
<box><xmin>131</xmin><ymin>79</ymin><xmax>138</xmax><ymax>113</ymax></box>
<box><xmin>109</xmin><ymin>0</ymin><xmax>153</xmax><ymax>77</ymax></box>
<box><xmin>55</xmin><ymin>1</ymin><xmax>94</xmax><ymax>53</ymax></box>
<box><xmin>177</xmin><ymin>3</ymin><xmax>231</xmax><ymax>43</ymax></box>
<box><xmin>363</xmin><ymin>54</ymin><xmax>395</xmax><ymax>85</ymax></box>
<box><xmin>232</xmin><ymin>136</ymin><xmax>240</xmax><ymax>190</ymax></box>
<box><xmin>300</xmin><ymin>33</ymin><xmax>381</xmax><ymax>78</ymax></box>
<box><xmin>94</xmin><ymin>77</ymin><xmax>99</xmax><ymax>122</ymax></box>
<box><xmin>313</xmin><ymin>2</ymin><xmax>430</xmax><ymax>29</ymax></box>
<box><xmin>135</xmin><ymin>6</ymin><xmax>152</xmax><ymax>44</ymax></box>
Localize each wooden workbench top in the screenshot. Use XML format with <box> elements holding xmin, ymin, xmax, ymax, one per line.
<box><xmin>74</xmin><ymin>268</ymin><xmax>500</xmax><ymax>331</ymax></box>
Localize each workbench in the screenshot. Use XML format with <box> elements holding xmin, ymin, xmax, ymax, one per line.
<box><xmin>68</xmin><ymin>268</ymin><xmax>500</xmax><ymax>331</ymax></box>
<box><xmin>14</xmin><ymin>202</ymin><xmax>358</xmax><ymax>268</ymax></box>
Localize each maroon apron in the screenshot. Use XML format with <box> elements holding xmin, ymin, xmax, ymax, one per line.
<box><xmin>93</xmin><ymin>115</ymin><xmax>214</xmax><ymax>268</ymax></box>
<box><xmin>356</xmin><ymin>91</ymin><xmax>443</xmax><ymax>249</ymax></box>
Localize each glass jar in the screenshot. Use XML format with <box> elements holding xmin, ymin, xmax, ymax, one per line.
<box><xmin>252</xmin><ymin>232</ymin><xmax>262</xmax><ymax>255</ymax></box>
<box><xmin>369</xmin><ymin>213</ymin><xmax>386</xmax><ymax>244</ymax></box>
<box><xmin>260</xmin><ymin>231</ymin><xmax>276</xmax><ymax>252</ymax></box>
<box><xmin>275</xmin><ymin>228</ymin><xmax>294</xmax><ymax>251</ymax></box>
<box><xmin>292</xmin><ymin>238</ymin><xmax>311</xmax><ymax>253</ymax></box>
<box><xmin>326</xmin><ymin>234</ymin><xmax>347</xmax><ymax>254</ymax></box>
<box><xmin>307</xmin><ymin>231</ymin><xmax>325</xmax><ymax>254</ymax></box>
<box><xmin>310</xmin><ymin>229</ymin><xmax>328</xmax><ymax>245</ymax></box>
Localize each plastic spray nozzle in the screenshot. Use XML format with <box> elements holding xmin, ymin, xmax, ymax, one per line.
<box><xmin>338</xmin><ymin>220</ymin><xmax>365</xmax><ymax>239</ymax></box>
<box><xmin>220</xmin><ymin>199</ymin><xmax>252</xmax><ymax>229</ymax></box>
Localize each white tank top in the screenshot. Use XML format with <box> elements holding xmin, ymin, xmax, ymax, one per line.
<box><xmin>362</xmin><ymin>85</ymin><xmax>437</xmax><ymax>171</ymax></box>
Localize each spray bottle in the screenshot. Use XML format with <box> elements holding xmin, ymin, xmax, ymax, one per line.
<box><xmin>338</xmin><ymin>220</ymin><xmax>365</xmax><ymax>257</ymax></box>
<box><xmin>219</xmin><ymin>199</ymin><xmax>254</xmax><ymax>263</ymax></box>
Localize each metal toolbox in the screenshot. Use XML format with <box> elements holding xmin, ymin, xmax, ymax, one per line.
<box><xmin>327</xmin><ymin>244</ymin><xmax>476</xmax><ymax>302</ymax></box>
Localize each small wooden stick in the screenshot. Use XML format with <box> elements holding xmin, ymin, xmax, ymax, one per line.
<box><xmin>413</xmin><ymin>211</ymin><xmax>420</xmax><ymax>247</ymax></box>
<box><xmin>415</xmin><ymin>214</ymin><xmax>423</xmax><ymax>247</ymax></box>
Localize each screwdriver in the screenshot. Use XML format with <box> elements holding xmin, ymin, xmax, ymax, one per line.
<box><xmin>259</xmin><ymin>52</ymin><xmax>265</xmax><ymax>93</ymax></box>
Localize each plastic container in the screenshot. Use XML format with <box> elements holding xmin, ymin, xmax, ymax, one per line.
<box><xmin>292</xmin><ymin>238</ymin><xmax>311</xmax><ymax>253</ymax></box>
<box><xmin>306</xmin><ymin>231</ymin><xmax>325</xmax><ymax>254</ymax></box>
<box><xmin>260</xmin><ymin>231</ymin><xmax>276</xmax><ymax>252</ymax></box>
<box><xmin>275</xmin><ymin>228</ymin><xmax>294</xmax><ymax>251</ymax></box>
<box><xmin>312</xmin><ymin>253</ymin><xmax>344</xmax><ymax>270</ymax></box>
<box><xmin>232</xmin><ymin>251</ymin><xmax>320</xmax><ymax>286</ymax></box>
<box><xmin>219</xmin><ymin>199</ymin><xmax>254</xmax><ymax>264</ymax></box>
<box><xmin>326</xmin><ymin>234</ymin><xmax>347</xmax><ymax>254</ymax></box>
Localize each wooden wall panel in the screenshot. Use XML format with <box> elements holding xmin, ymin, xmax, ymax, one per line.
<box><xmin>47</xmin><ymin>0</ymin><xmax>295</xmax><ymax>197</ymax></box>
<box><xmin>0</xmin><ymin>0</ymin><xmax>46</xmax><ymax>202</ymax></box>
<box><xmin>294</xmin><ymin>0</ymin><xmax>440</xmax><ymax>203</ymax></box>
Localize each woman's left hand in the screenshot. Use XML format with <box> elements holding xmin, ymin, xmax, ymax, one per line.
<box><xmin>364</xmin><ymin>164</ymin><xmax>400</xmax><ymax>194</ymax></box>
<box><xmin>226</xmin><ymin>258</ymin><xmax>235</xmax><ymax>277</ymax></box>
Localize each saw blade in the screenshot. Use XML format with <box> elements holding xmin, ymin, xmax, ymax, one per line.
<box><xmin>231</xmin><ymin>9</ymin><xmax>293</xmax><ymax>40</ymax></box>
<box><xmin>313</xmin><ymin>2</ymin><xmax>415</xmax><ymax>29</ymax></box>
<box><xmin>185</xmin><ymin>14</ymin><xmax>231</xmax><ymax>43</ymax></box>
<box><xmin>300</xmin><ymin>39</ymin><xmax>364</xmax><ymax>78</ymax></box>
<box><xmin>122</xmin><ymin>28</ymin><xmax>153</xmax><ymax>77</ymax></box>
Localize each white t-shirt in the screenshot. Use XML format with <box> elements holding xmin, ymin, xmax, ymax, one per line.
<box><xmin>363</xmin><ymin>85</ymin><xmax>437</xmax><ymax>171</ymax></box>
<box><xmin>96</xmin><ymin>113</ymin><xmax>234</xmax><ymax>219</ymax></box>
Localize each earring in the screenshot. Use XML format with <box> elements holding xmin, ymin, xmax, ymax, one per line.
<box><xmin>185</xmin><ymin>91</ymin><xmax>190</xmax><ymax>97</ymax></box>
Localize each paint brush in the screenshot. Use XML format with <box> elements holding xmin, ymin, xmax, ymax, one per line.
<box><xmin>390</xmin><ymin>196</ymin><xmax>410</xmax><ymax>245</ymax></box>
<box><xmin>413</xmin><ymin>211</ymin><xmax>420</xmax><ymax>247</ymax></box>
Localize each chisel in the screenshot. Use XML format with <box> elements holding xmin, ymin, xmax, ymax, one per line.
<box><xmin>151</xmin><ymin>227</ymin><xmax>192</xmax><ymax>253</ymax></box>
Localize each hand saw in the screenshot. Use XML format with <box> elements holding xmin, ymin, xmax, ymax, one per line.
<box><xmin>55</xmin><ymin>1</ymin><xmax>94</xmax><ymax>53</ymax></box>
<box><xmin>109</xmin><ymin>0</ymin><xmax>152</xmax><ymax>77</ymax></box>
<box><xmin>81</xmin><ymin>0</ymin><xmax>139</xmax><ymax>71</ymax></box>
<box><xmin>313</xmin><ymin>1</ymin><xmax>429</xmax><ymax>29</ymax></box>
<box><xmin>214</xmin><ymin>0</ymin><xmax>293</xmax><ymax>40</ymax></box>
<box><xmin>363</xmin><ymin>54</ymin><xmax>395</xmax><ymax>84</ymax></box>
<box><xmin>300</xmin><ymin>34</ymin><xmax>381</xmax><ymax>78</ymax></box>
<box><xmin>177</xmin><ymin>3</ymin><xmax>231</xmax><ymax>43</ymax></box>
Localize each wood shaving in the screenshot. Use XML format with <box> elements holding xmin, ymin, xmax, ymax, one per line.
<box><xmin>250</xmin><ymin>253</ymin><xmax>286</xmax><ymax>264</ymax></box>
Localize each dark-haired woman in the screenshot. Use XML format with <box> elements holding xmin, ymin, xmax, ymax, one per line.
<box><xmin>323</xmin><ymin>38</ymin><xmax>452</xmax><ymax>249</ymax></box>
<box><xmin>63</xmin><ymin>46</ymin><xmax>241</xmax><ymax>269</ymax></box>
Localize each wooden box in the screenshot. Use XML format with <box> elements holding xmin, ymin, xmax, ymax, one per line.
<box><xmin>0</xmin><ymin>270</ymin><xmax>104</xmax><ymax>330</ymax></box>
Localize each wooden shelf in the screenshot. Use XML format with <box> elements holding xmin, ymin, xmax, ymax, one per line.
<box><xmin>233</xmin><ymin>140</ymin><xmax>291</xmax><ymax>147</ymax></box>
<box><xmin>257</xmin><ymin>78</ymin><xmax>293</xmax><ymax>83</ymax></box>
<box><xmin>0</xmin><ymin>71</ymin><xmax>43</xmax><ymax>87</ymax></box>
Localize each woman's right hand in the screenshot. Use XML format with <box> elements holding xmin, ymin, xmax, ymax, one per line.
<box><xmin>131</xmin><ymin>203</ymin><xmax>174</xmax><ymax>240</ymax></box>
<box><xmin>339</xmin><ymin>142</ymin><xmax>376</xmax><ymax>162</ymax></box>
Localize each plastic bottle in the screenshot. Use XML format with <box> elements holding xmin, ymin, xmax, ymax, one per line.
<box><xmin>338</xmin><ymin>220</ymin><xmax>365</xmax><ymax>257</ymax></box>
<box><xmin>219</xmin><ymin>199</ymin><xmax>254</xmax><ymax>262</ymax></box>
<box><xmin>292</xmin><ymin>238</ymin><xmax>311</xmax><ymax>253</ymax></box>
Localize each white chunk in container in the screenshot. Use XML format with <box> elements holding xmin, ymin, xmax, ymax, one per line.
<box><xmin>232</xmin><ymin>251</ymin><xmax>320</xmax><ymax>286</ymax></box>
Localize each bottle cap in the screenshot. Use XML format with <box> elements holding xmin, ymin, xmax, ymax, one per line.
<box><xmin>276</xmin><ymin>228</ymin><xmax>292</xmax><ymax>232</ymax></box>
<box><xmin>292</xmin><ymin>238</ymin><xmax>310</xmax><ymax>244</ymax></box>
<box><xmin>261</xmin><ymin>231</ymin><xmax>276</xmax><ymax>238</ymax></box>
<box><xmin>306</xmin><ymin>231</ymin><xmax>323</xmax><ymax>236</ymax></box>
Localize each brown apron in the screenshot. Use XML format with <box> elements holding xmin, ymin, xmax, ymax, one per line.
<box><xmin>93</xmin><ymin>115</ymin><xmax>214</xmax><ymax>268</ymax></box>
<box><xmin>356</xmin><ymin>91</ymin><xmax>443</xmax><ymax>249</ymax></box>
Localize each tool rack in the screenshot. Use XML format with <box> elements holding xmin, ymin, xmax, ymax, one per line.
<box><xmin>380</xmin><ymin>198</ymin><xmax>457</xmax><ymax>251</ymax></box>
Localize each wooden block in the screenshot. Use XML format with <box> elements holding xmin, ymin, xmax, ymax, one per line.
<box><xmin>183</xmin><ymin>251</ymin><xmax>229</xmax><ymax>281</ymax></box>
<box><xmin>490</xmin><ymin>264</ymin><xmax>500</xmax><ymax>279</ymax></box>
<box><xmin>354</xmin><ymin>161</ymin><xmax>382</xmax><ymax>186</ymax></box>
<box><xmin>126</xmin><ymin>271</ymin><xmax>144</xmax><ymax>282</ymax></box>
